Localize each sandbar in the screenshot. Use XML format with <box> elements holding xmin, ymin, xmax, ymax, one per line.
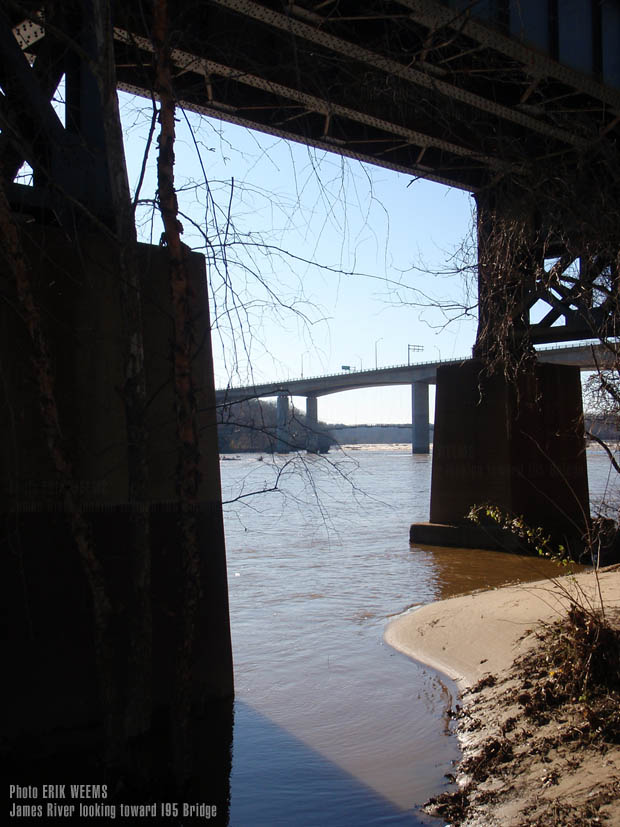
<box><xmin>385</xmin><ymin>565</ymin><xmax>620</xmax><ymax>825</ymax></box>
<box><xmin>385</xmin><ymin>565</ymin><xmax>620</xmax><ymax>691</ymax></box>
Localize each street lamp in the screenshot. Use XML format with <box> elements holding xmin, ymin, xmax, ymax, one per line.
<box><xmin>408</xmin><ymin>344</ymin><xmax>424</xmax><ymax>365</ymax></box>
<box><xmin>374</xmin><ymin>337</ymin><xmax>383</xmax><ymax>369</ymax></box>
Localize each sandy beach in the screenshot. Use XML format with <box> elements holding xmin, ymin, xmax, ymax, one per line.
<box><xmin>386</xmin><ymin>565</ymin><xmax>620</xmax><ymax>825</ymax></box>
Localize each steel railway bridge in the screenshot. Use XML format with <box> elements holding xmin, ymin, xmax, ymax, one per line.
<box><xmin>2</xmin><ymin>0</ymin><xmax>619</xmax><ymax>770</ymax></box>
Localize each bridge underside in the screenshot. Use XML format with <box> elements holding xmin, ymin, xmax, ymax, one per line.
<box><xmin>6</xmin><ymin>1</ymin><xmax>620</xmax><ymax>349</ymax></box>
<box><xmin>108</xmin><ymin>0</ymin><xmax>619</xmax><ymax>192</ymax></box>
<box><xmin>7</xmin><ymin>1</ymin><xmax>620</xmax><ymax>185</ymax></box>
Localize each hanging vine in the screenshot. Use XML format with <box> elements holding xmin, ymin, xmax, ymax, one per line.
<box><xmin>152</xmin><ymin>0</ymin><xmax>203</xmax><ymax>780</ymax></box>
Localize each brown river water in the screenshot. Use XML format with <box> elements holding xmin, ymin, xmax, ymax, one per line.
<box><xmin>220</xmin><ymin>446</ymin><xmax>618</xmax><ymax>825</ymax></box>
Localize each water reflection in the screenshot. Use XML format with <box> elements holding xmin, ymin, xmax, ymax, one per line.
<box><xmin>408</xmin><ymin>544</ymin><xmax>583</xmax><ymax>602</ymax></box>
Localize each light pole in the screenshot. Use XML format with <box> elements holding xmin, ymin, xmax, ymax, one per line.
<box><xmin>408</xmin><ymin>344</ymin><xmax>424</xmax><ymax>365</ymax></box>
<box><xmin>374</xmin><ymin>337</ymin><xmax>383</xmax><ymax>369</ymax></box>
<box><xmin>355</xmin><ymin>354</ymin><xmax>363</xmax><ymax>371</ymax></box>
<box><xmin>300</xmin><ymin>350</ymin><xmax>312</xmax><ymax>378</ymax></box>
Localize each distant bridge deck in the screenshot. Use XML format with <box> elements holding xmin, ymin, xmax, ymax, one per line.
<box><xmin>215</xmin><ymin>342</ymin><xmax>610</xmax><ymax>403</ymax></box>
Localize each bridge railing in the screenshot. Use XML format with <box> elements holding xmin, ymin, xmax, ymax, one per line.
<box><xmin>216</xmin><ymin>355</ymin><xmax>466</xmax><ymax>393</ymax></box>
<box><xmin>216</xmin><ymin>341</ymin><xmax>606</xmax><ymax>393</ymax></box>
<box><xmin>275</xmin><ymin>355</ymin><xmax>467</xmax><ymax>385</ymax></box>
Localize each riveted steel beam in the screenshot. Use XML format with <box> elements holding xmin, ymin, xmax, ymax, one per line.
<box><xmin>212</xmin><ymin>0</ymin><xmax>589</xmax><ymax>149</ymax></box>
<box><xmin>397</xmin><ymin>0</ymin><xmax>620</xmax><ymax>113</ymax></box>
<box><xmin>115</xmin><ymin>28</ymin><xmax>499</xmax><ymax>169</ymax></box>
<box><xmin>118</xmin><ymin>78</ymin><xmax>476</xmax><ymax>191</ymax></box>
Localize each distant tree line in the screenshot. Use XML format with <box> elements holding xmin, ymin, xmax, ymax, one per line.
<box><xmin>328</xmin><ymin>423</ymin><xmax>435</xmax><ymax>444</ymax></box>
<box><xmin>216</xmin><ymin>408</ymin><xmax>619</xmax><ymax>452</ymax></box>
<box><xmin>217</xmin><ymin>398</ymin><xmax>334</xmax><ymax>453</ymax></box>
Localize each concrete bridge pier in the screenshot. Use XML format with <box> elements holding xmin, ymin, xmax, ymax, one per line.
<box><xmin>4</xmin><ymin>226</ymin><xmax>234</xmax><ymax>752</ymax></box>
<box><xmin>411</xmin><ymin>360</ymin><xmax>590</xmax><ymax>555</ymax></box>
<box><xmin>411</xmin><ymin>185</ymin><xmax>594</xmax><ymax>554</ymax></box>
<box><xmin>276</xmin><ymin>393</ymin><xmax>290</xmax><ymax>453</ymax></box>
<box><xmin>411</xmin><ymin>381</ymin><xmax>430</xmax><ymax>454</ymax></box>
<box><xmin>305</xmin><ymin>394</ymin><xmax>319</xmax><ymax>454</ymax></box>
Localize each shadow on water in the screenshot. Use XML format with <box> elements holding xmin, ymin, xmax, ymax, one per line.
<box><xmin>5</xmin><ymin>696</ymin><xmax>442</xmax><ymax>826</ymax></box>
<box><xmin>229</xmin><ymin>700</ymin><xmax>437</xmax><ymax>826</ymax></box>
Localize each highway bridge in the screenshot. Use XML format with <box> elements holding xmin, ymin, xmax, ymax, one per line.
<box><xmin>216</xmin><ymin>342</ymin><xmax>611</xmax><ymax>452</ymax></box>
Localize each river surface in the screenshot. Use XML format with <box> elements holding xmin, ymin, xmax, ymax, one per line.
<box><xmin>220</xmin><ymin>446</ymin><xmax>618</xmax><ymax>826</ymax></box>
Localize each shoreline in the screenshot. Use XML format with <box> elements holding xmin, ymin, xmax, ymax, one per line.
<box><xmin>385</xmin><ymin>565</ymin><xmax>620</xmax><ymax>825</ymax></box>
<box><xmin>386</xmin><ymin>565</ymin><xmax>620</xmax><ymax>692</ymax></box>
<box><xmin>386</xmin><ymin>569</ymin><xmax>620</xmax><ymax>691</ymax></box>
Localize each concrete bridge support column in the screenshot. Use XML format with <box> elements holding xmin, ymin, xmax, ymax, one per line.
<box><xmin>276</xmin><ymin>394</ymin><xmax>290</xmax><ymax>453</ymax></box>
<box><xmin>410</xmin><ymin>360</ymin><xmax>590</xmax><ymax>554</ymax></box>
<box><xmin>411</xmin><ymin>381</ymin><xmax>430</xmax><ymax>454</ymax></box>
<box><xmin>411</xmin><ymin>186</ymin><xmax>591</xmax><ymax>553</ymax></box>
<box><xmin>3</xmin><ymin>227</ymin><xmax>234</xmax><ymax>761</ymax></box>
<box><xmin>305</xmin><ymin>394</ymin><xmax>319</xmax><ymax>453</ymax></box>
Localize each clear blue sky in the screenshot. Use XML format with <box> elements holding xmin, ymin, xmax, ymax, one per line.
<box><xmin>121</xmin><ymin>95</ymin><xmax>477</xmax><ymax>424</ymax></box>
